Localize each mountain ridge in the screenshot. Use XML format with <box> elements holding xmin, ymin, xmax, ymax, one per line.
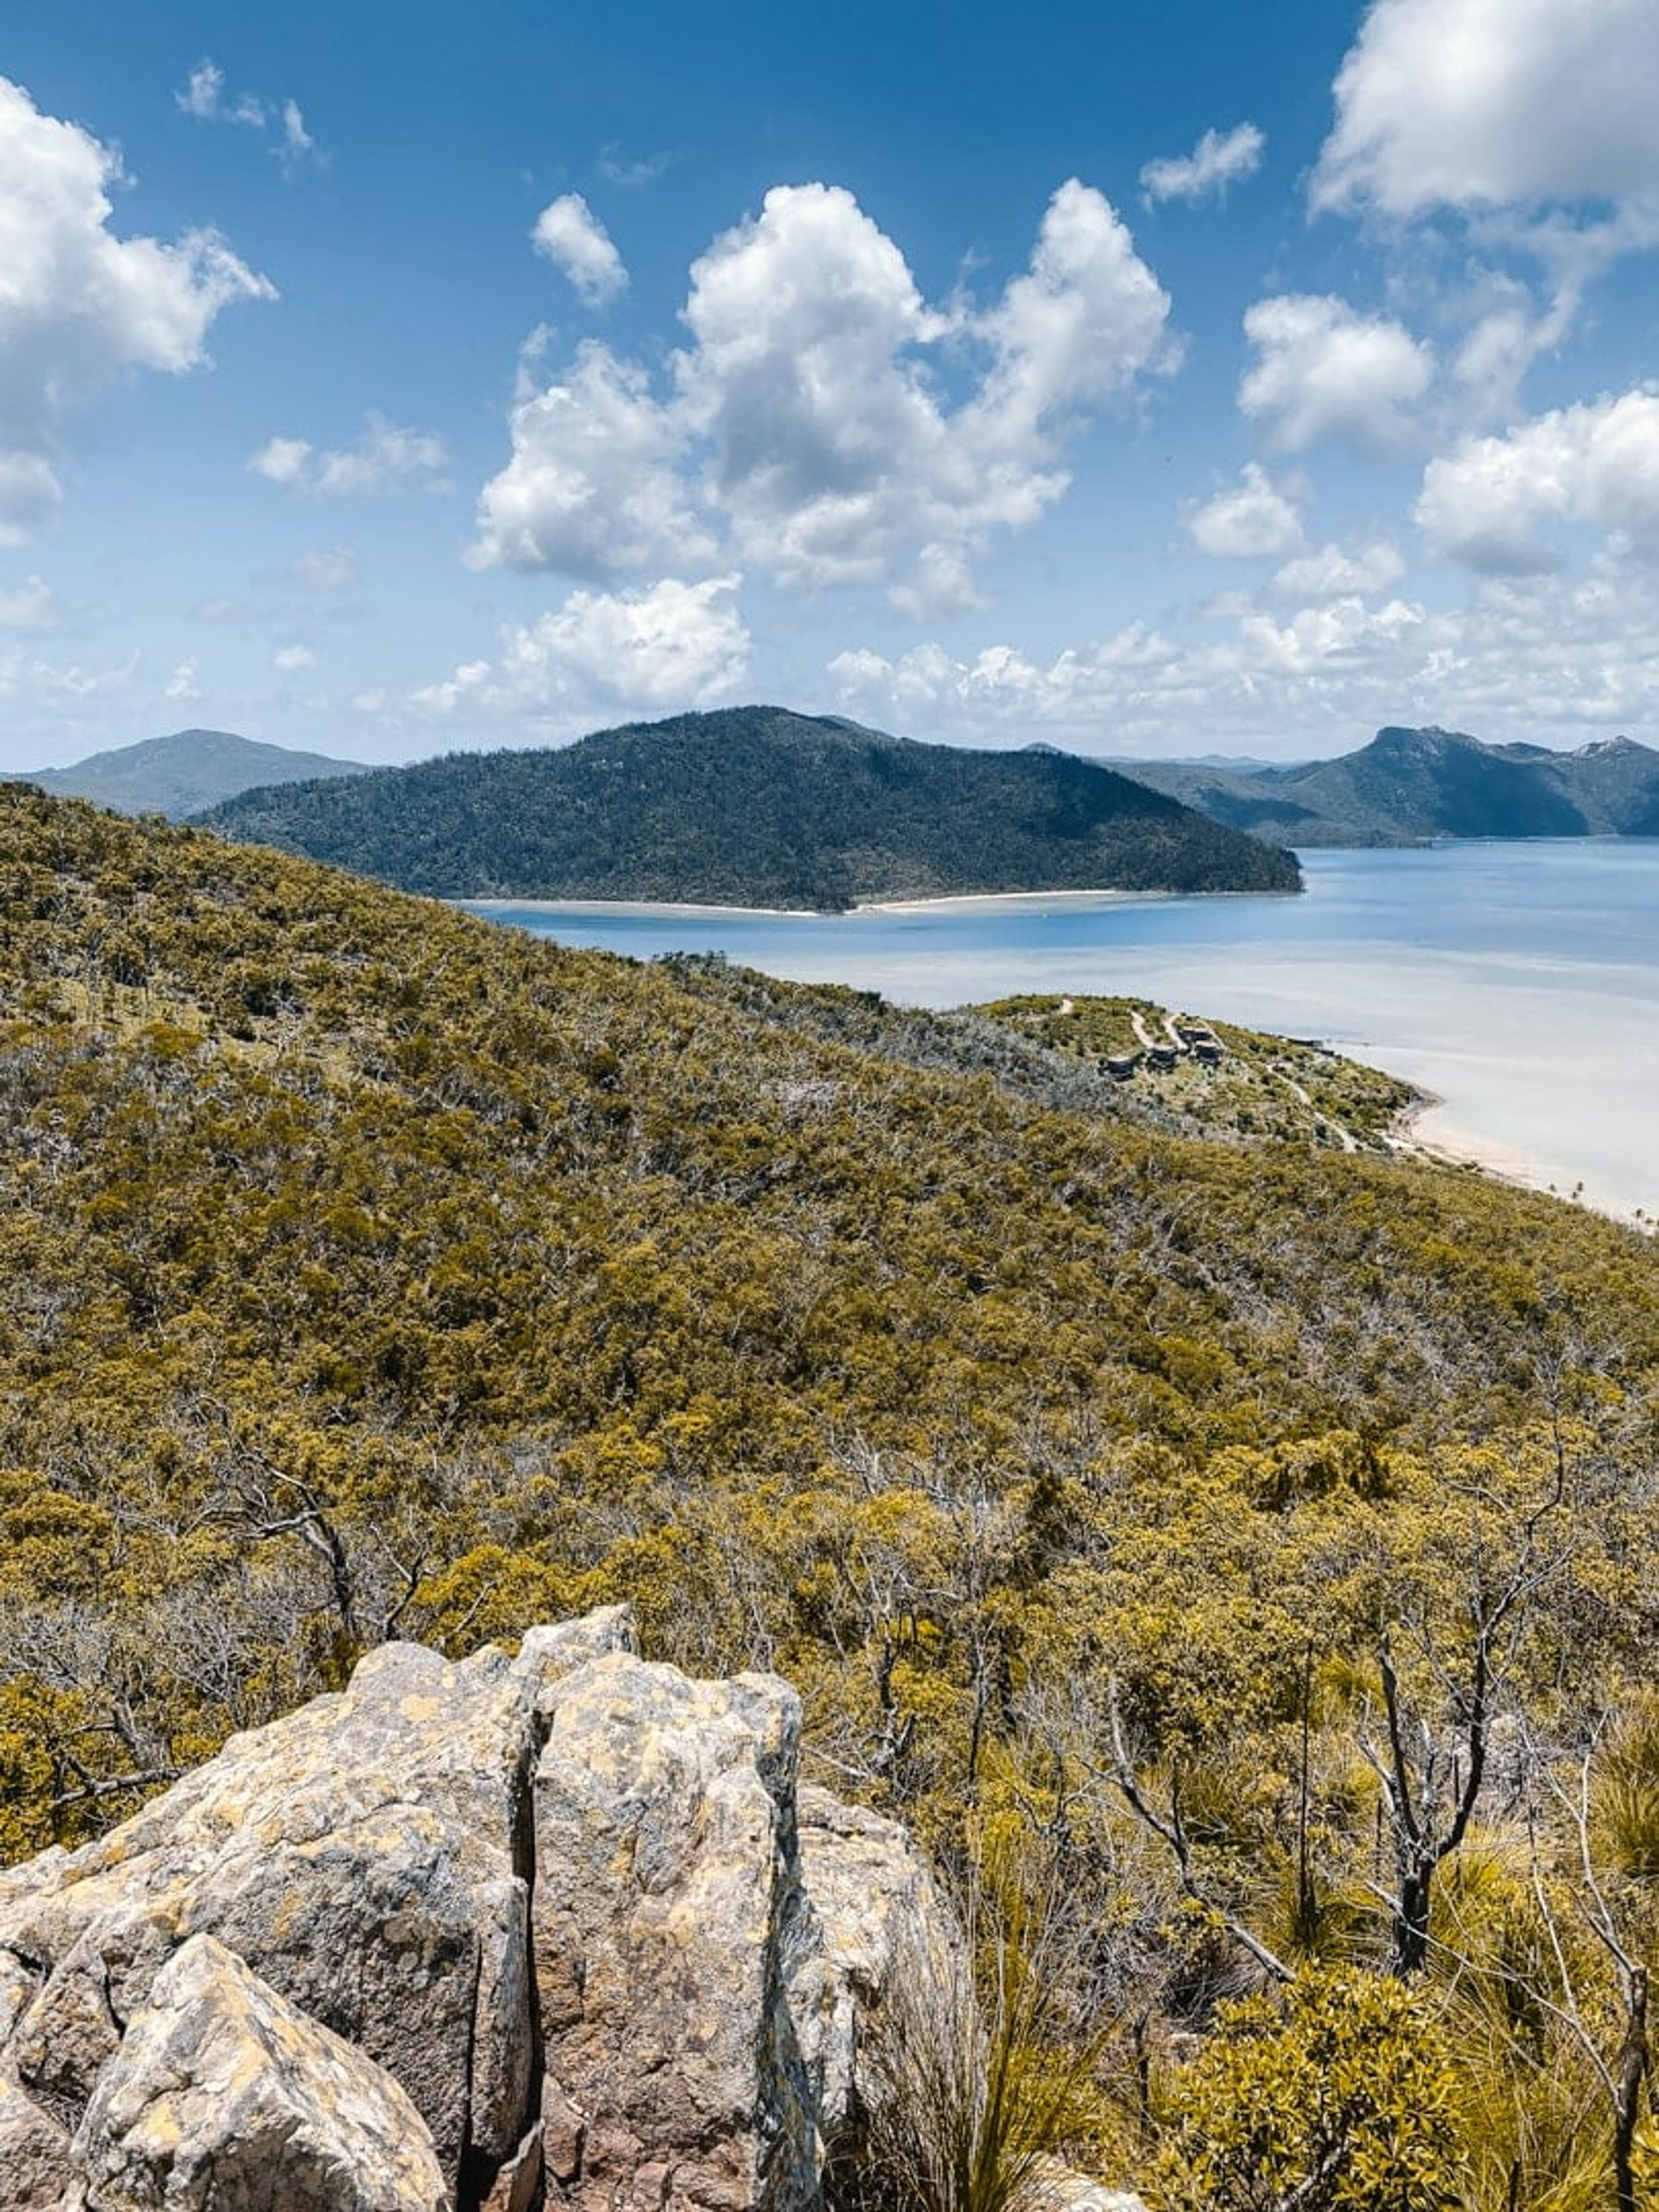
<box><xmin>1119</xmin><ymin>724</ymin><xmax>1659</xmax><ymax>845</ymax></box>
<box><xmin>5</xmin><ymin>728</ymin><xmax>371</xmax><ymax>820</ymax></box>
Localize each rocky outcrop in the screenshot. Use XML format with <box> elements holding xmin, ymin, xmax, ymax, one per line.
<box><xmin>0</xmin><ymin>1608</ymin><xmax>1129</xmax><ymax>2212</ymax></box>
<box><xmin>75</xmin><ymin>1934</ymin><xmax>449</xmax><ymax>2212</ymax></box>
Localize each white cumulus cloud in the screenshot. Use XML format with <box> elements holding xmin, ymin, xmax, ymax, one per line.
<box><xmin>250</xmin><ymin>414</ymin><xmax>448</xmax><ymax>496</ymax></box>
<box><xmin>1414</xmin><ymin>388</ymin><xmax>1659</xmax><ymax>572</ymax></box>
<box><xmin>273</xmin><ymin>643</ymin><xmax>315</xmax><ymax>672</ymax></box>
<box><xmin>277</xmin><ymin>101</ymin><xmax>317</xmax><ymax>178</ymax></box>
<box><xmin>471</xmin><ymin>178</ymin><xmax>1174</xmax><ymax>612</ymax></box>
<box><xmin>467</xmin><ymin>342</ymin><xmax>712</xmax><ymax>575</ymax></box>
<box><xmin>1271</xmin><ymin>540</ymin><xmax>1407</xmax><ymax>600</ymax></box>
<box><xmin>829</xmin><ymin>537</ymin><xmax>1659</xmax><ymax>756</ymax></box>
<box><xmin>531</xmin><ymin>194</ymin><xmax>627</xmax><ymax>305</ymax></box>
<box><xmin>1313</xmin><ymin>0</ymin><xmax>1659</xmax><ymax>219</ymax></box>
<box><xmin>165</xmin><ymin>657</ymin><xmax>200</xmax><ymax>703</ymax></box>
<box><xmin>1240</xmin><ymin>294</ymin><xmax>1433</xmax><ymax>454</ymax></box>
<box><xmin>497</xmin><ymin>574</ymin><xmax>749</xmax><ymax>712</ymax></box>
<box><xmin>1141</xmin><ymin>123</ymin><xmax>1265</xmax><ymax>207</ymax></box>
<box><xmin>412</xmin><ymin>575</ymin><xmax>749</xmax><ymax>725</ymax></box>
<box><xmin>0</xmin><ymin>76</ymin><xmax>273</xmax><ymax>543</ymax></box>
<box><xmin>1187</xmin><ymin>464</ymin><xmax>1304</xmax><ymax>558</ymax></box>
<box><xmin>177</xmin><ymin>60</ymin><xmax>264</xmax><ymax>127</ymax></box>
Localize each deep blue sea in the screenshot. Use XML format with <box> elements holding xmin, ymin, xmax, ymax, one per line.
<box><xmin>468</xmin><ymin>840</ymin><xmax>1659</xmax><ymax>1224</ymax></box>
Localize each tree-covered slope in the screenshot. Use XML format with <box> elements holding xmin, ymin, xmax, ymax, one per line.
<box><xmin>1123</xmin><ymin>725</ymin><xmax>1659</xmax><ymax>845</ymax></box>
<box><xmin>197</xmin><ymin>705</ymin><xmax>1302</xmax><ymax>905</ymax></box>
<box><xmin>4</xmin><ymin>789</ymin><xmax>1659</xmax><ymax>2203</ymax></box>
<box><xmin>7</xmin><ymin>728</ymin><xmax>370</xmax><ymax>820</ymax></box>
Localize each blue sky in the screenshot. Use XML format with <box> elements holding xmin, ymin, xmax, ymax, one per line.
<box><xmin>4</xmin><ymin>0</ymin><xmax>1659</xmax><ymax>769</ymax></box>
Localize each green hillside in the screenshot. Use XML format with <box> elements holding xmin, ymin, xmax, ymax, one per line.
<box><xmin>1</xmin><ymin>786</ymin><xmax>1656</xmax><ymax>2202</ymax></box>
<box><xmin>198</xmin><ymin>705</ymin><xmax>1302</xmax><ymax>905</ymax></box>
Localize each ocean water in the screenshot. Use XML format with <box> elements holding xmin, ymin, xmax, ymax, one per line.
<box><xmin>468</xmin><ymin>840</ymin><xmax>1659</xmax><ymax>1224</ymax></box>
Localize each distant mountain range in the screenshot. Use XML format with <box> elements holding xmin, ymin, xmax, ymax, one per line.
<box><xmin>199</xmin><ymin>706</ymin><xmax>1302</xmax><ymax>908</ymax></box>
<box><xmin>6</xmin><ymin>729</ymin><xmax>370</xmax><ymax>820</ymax></box>
<box><xmin>1121</xmin><ymin>726</ymin><xmax>1659</xmax><ymax>846</ymax></box>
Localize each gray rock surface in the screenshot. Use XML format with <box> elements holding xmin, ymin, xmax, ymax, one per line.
<box><xmin>0</xmin><ymin>2072</ymin><xmax>76</xmax><ymax>2210</ymax></box>
<box><xmin>0</xmin><ymin>1607</ymin><xmax>1136</xmax><ymax>2212</ymax></box>
<box><xmin>532</xmin><ymin>1650</ymin><xmax>817</xmax><ymax>2212</ymax></box>
<box><xmin>788</xmin><ymin>1785</ymin><xmax>948</xmax><ymax>2156</ymax></box>
<box><xmin>0</xmin><ymin>1638</ymin><xmax>546</xmax><ymax>2186</ymax></box>
<box><xmin>74</xmin><ymin>1932</ymin><xmax>448</xmax><ymax>2212</ymax></box>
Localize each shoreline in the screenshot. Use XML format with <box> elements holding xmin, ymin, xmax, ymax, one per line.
<box><xmin>1388</xmin><ymin>1093</ymin><xmax>1647</xmax><ymax>1230</ymax></box>
<box><xmin>461</xmin><ymin>896</ymin><xmax>826</xmax><ymax>921</ymax></box>
<box><xmin>458</xmin><ymin>883</ymin><xmax>1287</xmax><ymax>922</ymax></box>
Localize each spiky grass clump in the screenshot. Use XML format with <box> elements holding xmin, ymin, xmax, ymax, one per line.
<box><xmin>847</xmin><ymin>1869</ymin><xmax>1115</xmax><ymax>2212</ymax></box>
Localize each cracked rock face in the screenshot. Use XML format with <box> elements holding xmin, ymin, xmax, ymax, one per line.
<box><xmin>0</xmin><ymin>1608</ymin><xmax>977</xmax><ymax>2212</ymax></box>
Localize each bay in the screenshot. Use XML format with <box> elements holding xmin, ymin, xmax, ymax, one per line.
<box><xmin>467</xmin><ymin>840</ymin><xmax>1659</xmax><ymax>1226</ymax></box>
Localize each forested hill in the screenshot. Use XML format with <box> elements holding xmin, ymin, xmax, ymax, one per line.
<box><xmin>3</xmin><ymin>787</ymin><xmax>1659</xmax><ymax>2201</ymax></box>
<box><xmin>197</xmin><ymin>705</ymin><xmax>1302</xmax><ymax>905</ymax></box>
<box><xmin>1122</xmin><ymin>724</ymin><xmax>1659</xmax><ymax>846</ymax></box>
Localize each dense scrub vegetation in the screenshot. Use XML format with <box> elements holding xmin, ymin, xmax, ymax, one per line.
<box><xmin>1</xmin><ymin>785</ymin><xmax>1656</xmax><ymax>2204</ymax></box>
<box><xmin>197</xmin><ymin>704</ymin><xmax>1302</xmax><ymax>906</ymax></box>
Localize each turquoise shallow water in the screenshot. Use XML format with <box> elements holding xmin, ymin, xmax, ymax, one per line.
<box><xmin>467</xmin><ymin>840</ymin><xmax>1659</xmax><ymax>1224</ymax></box>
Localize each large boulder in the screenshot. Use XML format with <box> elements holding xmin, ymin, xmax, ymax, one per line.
<box><xmin>531</xmin><ymin>1651</ymin><xmax>818</xmax><ymax>2212</ymax></box>
<box><xmin>75</xmin><ymin>1932</ymin><xmax>448</xmax><ymax>2212</ymax></box>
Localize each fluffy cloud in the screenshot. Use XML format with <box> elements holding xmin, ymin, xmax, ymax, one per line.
<box><xmin>412</xmin><ymin>575</ymin><xmax>748</xmax><ymax>723</ymax></box>
<box><xmin>1240</xmin><ymin>294</ymin><xmax>1433</xmax><ymax>454</ymax></box>
<box><xmin>1313</xmin><ymin>0</ymin><xmax>1659</xmax><ymax>218</ymax></box>
<box><xmin>0</xmin><ymin>644</ymin><xmax>137</xmax><ymax>712</ymax></box>
<box><xmin>467</xmin><ymin>343</ymin><xmax>712</xmax><ymax>575</ymax></box>
<box><xmin>830</xmin><ymin>625</ymin><xmax>1182</xmax><ymax>726</ymax></box>
<box><xmin>277</xmin><ymin>101</ymin><xmax>318</xmax><ymax>178</ymax></box>
<box><xmin>1186</xmin><ymin>464</ymin><xmax>1304</xmax><ymax>558</ymax></box>
<box><xmin>471</xmin><ymin>179</ymin><xmax>1174</xmax><ymax>610</ymax></box>
<box><xmin>830</xmin><ymin>537</ymin><xmax>1659</xmax><ymax>755</ymax></box>
<box><xmin>1414</xmin><ymin>389</ymin><xmax>1659</xmax><ymax>572</ymax></box>
<box><xmin>272</xmin><ymin>643</ymin><xmax>315</xmax><ymax>672</ymax></box>
<box><xmin>177</xmin><ymin>60</ymin><xmax>264</xmax><ymax>128</ymax></box>
<box><xmin>165</xmin><ymin>658</ymin><xmax>200</xmax><ymax>703</ymax></box>
<box><xmin>1271</xmin><ymin>540</ymin><xmax>1406</xmax><ymax>600</ymax></box>
<box><xmin>532</xmin><ymin>194</ymin><xmax>627</xmax><ymax>305</ymax></box>
<box><xmin>0</xmin><ymin>76</ymin><xmax>273</xmax><ymax>542</ymax></box>
<box><xmin>498</xmin><ymin>575</ymin><xmax>749</xmax><ymax>711</ymax></box>
<box><xmin>250</xmin><ymin>414</ymin><xmax>448</xmax><ymax>496</ymax></box>
<box><xmin>1141</xmin><ymin>124</ymin><xmax>1265</xmax><ymax>207</ymax></box>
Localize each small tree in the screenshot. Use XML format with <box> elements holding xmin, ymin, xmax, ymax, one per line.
<box><xmin>1154</xmin><ymin>1967</ymin><xmax>1466</xmax><ymax>2212</ymax></box>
